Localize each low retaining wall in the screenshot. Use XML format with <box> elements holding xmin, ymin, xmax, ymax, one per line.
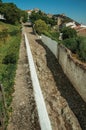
<box><xmin>41</xmin><ymin>35</ymin><xmax>58</xmax><ymax>57</ymax></box>
<box><xmin>41</xmin><ymin>35</ymin><xmax>86</xmax><ymax>102</ymax></box>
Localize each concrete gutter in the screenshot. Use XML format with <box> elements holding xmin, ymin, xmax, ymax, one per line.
<box><xmin>24</xmin><ymin>33</ymin><xmax>52</xmax><ymax>130</ymax></box>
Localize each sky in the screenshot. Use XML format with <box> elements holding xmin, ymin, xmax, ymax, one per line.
<box><xmin>2</xmin><ymin>0</ymin><xmax>86</xmax><ymax>25</ymax></box>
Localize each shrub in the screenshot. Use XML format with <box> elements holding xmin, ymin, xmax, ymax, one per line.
<box><xmin>2</xmin><ymin>52</ymin><xmax>17</xmax><ymax>64</ymax></box>
<box><xmin>9</xmin><ymin>29</ymin><xmax>20</xmax><ymax>36</ymax></box>
<box><xmin>43</xmin><ymin>31</ymin><xmax>59</xmax><ymax>41</ymax></box>
<box><xmin>0</xmin><ymin>28</ymin><xmax>8</xmax><ymax>43</ymax></box>
<box><xmin>50</xmin><ymin>31</ymin><xmax>59</xmax><ymax>41</ymax></box>
<box><xmin>77</xmin><ymin>37</ymin><xmax>86</xmax><ymax>61</ymax></box>
<box><xmin>62</xmin><ymin>27</ymin><xmax>77</xmax><ymax>40</ymax></box>
<box><xmin>34</xmin><ymin>19</ymin><xmax>48</xmax><ymax>35</ymax></box>
<box><xmin>63</xmin><ymin>38</ymin><xmax>78</xmax><ymax>53</ymax></box>
<box><xmin>62</xmin><ymin>36</ymin><xmax>86</xmax><ymax>62</ymax></box>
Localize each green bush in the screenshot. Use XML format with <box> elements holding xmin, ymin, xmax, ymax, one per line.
<box><xmin>43</xmin><ymin>31</ymin><xmax>51</xmax><ymax>37</ymax></box>
<box><xmin>30</xmin><ymin>10</ymin><xmax>56</xmax><ymax>26</ymax></box>
<box><xmin>62</xmin><ymin>27</ymin><xmax>77</xmax><ymax>40</ymax></box>
<box><xmin>77</xmin><ymin>37</ymin><xmax>86</xmax><ymax>61</ymax></box>
<box><xmin>9</xmin><ymin>29</ymin><xmax>20</xmax><ymax>36</ymax></box>
<box><xmin>62</xmin><ymin>36</ymin><xmax>86</xmax><ymax>62</ymax></box>
<box><xmin>63</xmin><ymin>38</ymin><xmax>78</xmax><ymax>53</ymax></box>
<box><xmin>2</xmin><ymin>52</ymin><xmax>17</xmax><ymax>64</ymax></box>
<box><xmin>50</xmin><ymin>31</ymin><xmax>59</xmax><ymax>41</ymax></box>
<box><xmin>43</xmin><ymin>31</ymin><xmax>59</xmax><ymax>41</ymax></box>
<box><xmin>34</xmin><ymin>19</ymin><xmax>48</xmax><ymax>35</ymax></box>
<box><xmin>0</xmin><ymin>28</ymin><xmax>8</xmax><ymax>42</ymax></box>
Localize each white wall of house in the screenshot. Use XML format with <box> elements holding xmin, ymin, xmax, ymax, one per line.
<box><xmin>0</xmin><ymin>14</ymin><xmax>5</xmax><ymax>20</ymax></box>
<box><xmin>80</xmin><ymin>24</ymin><xmax>86</xmax><ymax>28</ymax></box>
<box><xmin>65</xmin><ymin>21</ymin><xmax>76</xmax><ymax>28</ymax></box>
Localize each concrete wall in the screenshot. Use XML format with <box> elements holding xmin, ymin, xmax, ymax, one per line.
<box><xmin>41</xmin><ymin>35</ymin><xmax>86</xmax><ymax>102</ymax></box>
<box><xmin>58</xmin><ymin>45</ymin><xmax>86</xmax><ymax>101</ymax></box>
<box><xmin>41</xmin><ymin>35</ymin><xmax>58</xmax><ymax>57</ymax></box>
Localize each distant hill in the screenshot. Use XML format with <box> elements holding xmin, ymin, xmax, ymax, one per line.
<box><xmin>53</xmin><ymin>14</ymin><xmax>80</xmax><ymax>25</ymax></box>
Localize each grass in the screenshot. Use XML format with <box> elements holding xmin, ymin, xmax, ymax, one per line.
<box><xmin>0</xmin><ymin>21</ymin><xmax>21</xmax><ymax>128</ymax></box>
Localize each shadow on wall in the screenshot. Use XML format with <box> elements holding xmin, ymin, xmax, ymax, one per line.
<box><xmin>35</xmin><ymin>39</ymin><xmax>86</xmax><ymax>130</ymax></box>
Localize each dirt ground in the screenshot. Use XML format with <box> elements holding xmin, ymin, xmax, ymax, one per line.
<box><xmin>7</xmin><ymin>35</ymin><xmax>40</xmax><ymax>130</ymax></box>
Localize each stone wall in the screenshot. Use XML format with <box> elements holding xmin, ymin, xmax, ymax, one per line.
<box><xmin>41</xmin><ymin>35</ymin><xmax>86</xmax><ymax>102</ymax></box>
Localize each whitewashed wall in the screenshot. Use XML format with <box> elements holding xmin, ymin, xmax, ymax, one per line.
<box><xmin>41</xmin><ymin>35</ymin><xmax>58</xmax><ymax>57</ymax></box>
<box><xmin>41</xmin><ymin>35</ymin><xmax>86</xmax><ymax>102</ymax></box>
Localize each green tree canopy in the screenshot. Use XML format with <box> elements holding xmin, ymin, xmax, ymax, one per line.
<box><xmin>30</xmin><ymin>10</ymin><xmax>56</xmax><ymax>26</ymax></box>
<box><xmin>62</xmin><ymin>27</ymin><xmax>77</xmax><ymax>40</ymax></box>
<box><xmin>0</xmin><ymin>2</ymin><xmax>28</xmax><ymax>24</ymax></box>
<box><xmin>0</xmin><ymin>0</ymin><xmax>2</xmax><ymax>3</ymax></box>
<box><xmin>34</xmin><ymin>19</ymin><xmax>48</xmax><ymax>35</ymax></box>
<box><xmin>63</xmin><ymin>38</ymin><xmax>78</xmax><ymax>53</ymax></box>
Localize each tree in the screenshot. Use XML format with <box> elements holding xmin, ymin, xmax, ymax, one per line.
<box><xmin>0</xmin><ymin>2</ymin><xmax>28</xmax><ymax>24</ymax></box>
<box><xmin>34</xmin><ymin>19</ymin><xmax>48</xmax><ymax>35</ymax></box>
<box><xmin>29</xmin><ymin>11</ymin><xmax>41</xmax><ymax>24</ymax></box>
<box><xmin>0</xmin><ymin>0</ymin><xmax>2</xmax><ymax>6</ymax></box>
<box><xmin>30</xmin><ymin>10</ymin><xmax>56</xmax><ymax>26</ymax></box>
<box><xmin>63</xmin><ymin>38</ymin><xmax>78</xmax><ymax>53</ymax></box>
<box><xmin>0</xmin><ymin>0</ymin><xmax>2</xmax><ymax>3</ymax></box>
<box><xmin>62</xmin><ymin>27</ymin><xmax>77</xmax><ymax>40</ymax></box>
<box><xmin>20</xmin><ymin>10</ymin><xmax>28</xmax><ymax>23</ymax></box>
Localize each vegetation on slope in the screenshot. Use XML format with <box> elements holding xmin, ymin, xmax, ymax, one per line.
<box><xmin>0</xmin><ymin>0</ymin><xmax>28</xmax><ymax>24</ymax></box>
<box><xmin>0</xmin><ymin>21</ymin><xmax>21</xmax><ymax>128</ymax></box>
<box><xmin>30</xmin><ymin>10</ymin><xmax>86</xmax><ymax>62</ymax></box>
<box><xmin>30</xmin><ymin>10</ymin><xmax>56</xmax><ymax>26</ymax></box>
<box><xmin>0</xmin><ymin>1</ymin><xmax>28</xmax><ymax>128</ymax></box>
<box><xmin>61</xmin><ymin>27</ymin><xmax>86</xmax><ymax>62</ymax></box>
<box><xmin>30</xmin><ymin>10</ymin><xmax>60</xmax><ymax>41</ymax></box>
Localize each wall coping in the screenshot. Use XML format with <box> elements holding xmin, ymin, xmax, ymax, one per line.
<box><xmin>59</xmin><ymin>44</ymin><xmax>86</xmax><ymax>70</ymax></box>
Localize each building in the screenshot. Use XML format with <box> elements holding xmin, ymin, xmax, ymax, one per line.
<box><xmin>26</xmin><ymin>8</ymin><xmax>40</xmax><ymax>16</ymax></box>
<box><xmin>33</xmin><ymin>8</ymin><xmax>39</xmax><ymax>13</ymax></box>
<box><xmin>26</xmin><ymin>10</ymin><xmax>32</xmax><ymax>16</ymax></box>
<box><xmin>80</xmin><ymin>24</ymin><xmax>86</xmax><ymax>28</ymax></box>
<box><xmin>0</xmin><ymin>14</ymin><xmax>5</xmax><ymax>20</ymax></box>
<box><xmin>64</xmin><ymin>21</ymin><xmax>76</xmax><ymax>28</ymax></box>
<box><xmin>47</xmin><ymin>14</ymin><xmax>53</xmax><ymax>18</ymax></box>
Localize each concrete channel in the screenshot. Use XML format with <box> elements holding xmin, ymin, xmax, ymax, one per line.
<box><xmin>24</xmin><ymin>33</ymin><xmax>52</xmax><ymax>130</ymax></box>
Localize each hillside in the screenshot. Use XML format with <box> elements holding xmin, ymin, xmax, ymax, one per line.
<box><xmin>0</xmin><ymin>2</ymin><xmax>28</xmax><ymax>24</ymax></box>
<box><xmin>53</xmin><ymin>14</ymin><xmax>80</xmax><ymax>25</ymax></box>
<box><xmin>0</xmin><ymin>21</ymin><xmax>21</xmax><ymax>129</ymax></box>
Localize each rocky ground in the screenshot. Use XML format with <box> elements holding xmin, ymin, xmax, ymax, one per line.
<box><xmin>24</xmin><ymin>24</ymin><xmax>85</xmax><ymax>130</ymax></box>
